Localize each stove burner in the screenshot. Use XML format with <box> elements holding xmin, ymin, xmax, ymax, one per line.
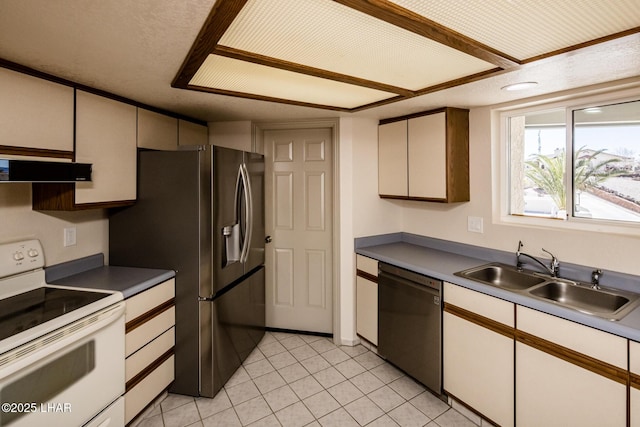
<box><xmin>0</xmin><ymin>287</ymin><xmax>108</xmax><ymax>341</ymax></box>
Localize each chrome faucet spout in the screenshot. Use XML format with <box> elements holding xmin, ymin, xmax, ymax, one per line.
<box><xmin>516</xmin><ymin>241</ymin><xmax>559</xmax><ymax>277</ymax></box>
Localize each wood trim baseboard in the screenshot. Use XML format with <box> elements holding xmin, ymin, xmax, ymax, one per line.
<box><xmin>444</xmin><ymin>391</ymin><xmax>501</xmax><ymax>427</ymax></box>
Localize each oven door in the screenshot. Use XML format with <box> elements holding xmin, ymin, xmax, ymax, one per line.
<box><xmin>0</xmin><ymin>302</ymin><xmax>125</xmax><ymax>427</ymax></box>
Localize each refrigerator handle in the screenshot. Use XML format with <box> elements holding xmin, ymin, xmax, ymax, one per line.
<box><xmin>239</xmin><ymin>162</ymin><xmax>252</xmax><ymax>264</ymax></box>
<box><xmin>222</xmin><ymin>166</ymin><xmax>244</xmax><ymax>268</ymax></box>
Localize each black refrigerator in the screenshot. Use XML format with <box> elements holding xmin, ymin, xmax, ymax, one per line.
<box><xmin>109</xmin><ymin>145</ymin><xmax>265</xmax><ymax>397</ymax></box>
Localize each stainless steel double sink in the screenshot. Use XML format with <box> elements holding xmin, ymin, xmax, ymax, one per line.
<box><xmin>454</xmin><ymin>263</ymin><xmax>640</xmax><ymax>321</ymax></box>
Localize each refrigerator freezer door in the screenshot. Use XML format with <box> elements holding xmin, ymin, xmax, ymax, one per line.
<box><xmin>200</xmin><ymin>266</ymin><xmax>265</xmax><ymax>397</ymax></box>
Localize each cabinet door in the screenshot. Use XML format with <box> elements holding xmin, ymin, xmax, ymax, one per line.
<box><xmin>408</xmin><ymin>113</ymin><xmax>446</xmax><ymax>199</ymax></box>
<box><xmin>629</xmin><ymin>340</ymin><xmax>640</xmax><ymax>426</ymax></box>
<box><xmin>75</xmin><ymin>91</ymin><xmax>137</xmax><ymax>204</ymax></box>
<box><xmin>516</xmin><ymin>306</ymin><xmax>627</xmax><ymax>427</ymax></box>
<box><xmin>356</xmin><ymin>276</ymin><xmax>377</xmax><ymax>345</ymax></box>
<box><xmin>0</xmin><ymin>67</ymin><xmax>74</xmax><ymax>153</ymax></box>
<box><xmin>378</xmin><ymin>120</ymin><xmax>407</xmax><ymax>197</ymax></box>
<box><xmin>355</xmin><ymin>255</ymin><xmax>378</xmax><ymax>345</ymax></box>
<box><xmin>443</xmin><ymin>283</ymin><xmax>514</xmax><ymax>427</ymax></box>
<box><xmin>516</xmin><ymin>342</ymin><xmax>626</xmax><ymax>427</ymax></box>
<box><xmin>137</xmin><ymin>108</ymin><xmax>178</xmax><ymax>151</ymax></box>
<box><xmin>179</xmin><ymin>119</ymin><xmax>208</xmax><ymax>147</ymax></box>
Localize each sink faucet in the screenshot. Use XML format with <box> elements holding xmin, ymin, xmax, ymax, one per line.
<box><xmin>591</xmin><ymin>269</ymin><xmax>603</xmax><ymax>290</ymax></box>
<box><xmin>516</xmin><ymin>240</ymin><xmax>560</xmax><ymax>277</ymax></box>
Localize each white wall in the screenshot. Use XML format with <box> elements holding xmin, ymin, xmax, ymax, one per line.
<box><xmin>338</xmin><ymin>117</ymin><xmax>403</xmax><ymax>344</ymax></box>
<box><xmin>0</xmin><ymin>184</ymin><xmax>108</xmax><ymax>267</ymax></box>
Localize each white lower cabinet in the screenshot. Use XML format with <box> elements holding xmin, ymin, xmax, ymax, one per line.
<box><xmin>443</xmin><ymin>283</ymin><xmax>514</xmax><ymax>427</ymax></box>
<box><xmin>630</xmin><ymin>340</ymin><xmax>640</xmax><ymax>426</ymax></box>
<box><xmin>515</xmin><ymin>306</ymin><xmax>627</xmax><ymax>427</ymax></box>
<box><xmin>355</xmin><ymin>255</ymin><xmax>378</xmax><ymax>345</ymax></box>
<box><xmin>124</xmin><ymin>279</ymin><xmax>176</xmax><ymax>424</ymax></box>
<box><xmin>443</xmin><ymin>282</ymin><xmax>631</xmax><ymax>427</ymax></box>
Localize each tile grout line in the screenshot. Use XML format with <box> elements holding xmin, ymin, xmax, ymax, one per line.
<box><xmin>151</xmin><ymin>332</ymin><xmax>471</xmax><ymax>427</ymax></box>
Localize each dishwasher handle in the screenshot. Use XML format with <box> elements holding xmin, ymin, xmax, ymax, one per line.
<box><xmin>379</xmin><ymin>263</ymin><xmax>441</xmax><ymax>292</ymax></box>
<box><xmin>379</xmin><ymin>272</ymin><xmax>442</xmax><ymax>302</ymax></box>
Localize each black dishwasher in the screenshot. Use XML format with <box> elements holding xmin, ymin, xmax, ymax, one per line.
<box><xmin>378</xmin><ymin>262</ymin><xmax>442</xmax><ymax>395</ymax></box>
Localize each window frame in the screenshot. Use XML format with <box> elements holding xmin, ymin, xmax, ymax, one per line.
<box><xmin>495</xmin><ymin>85</ymin><xmax>640</xmax><ymax>236</ymax></box>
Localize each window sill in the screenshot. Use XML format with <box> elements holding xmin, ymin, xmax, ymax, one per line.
<box><xmin>497</xmin><ymin>213</ymin><xmax>640</xmax><ymax>238</ymax></box>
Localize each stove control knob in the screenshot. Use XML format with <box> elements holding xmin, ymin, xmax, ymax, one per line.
<box><xmin>28</xmin><ymin>248</ymin><xmax>39</xmax><ymax>258</ymax></box>
<box><xmin>13</xmin><ymin>251</ymin><xmax>24</xmax><ymax>261</ymax></box>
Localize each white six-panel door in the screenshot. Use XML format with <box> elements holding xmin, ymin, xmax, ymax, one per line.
<box><xmin>264</xmin><ymin>128</ymin><xmax>333</xmax><ymax>333</ymax></box>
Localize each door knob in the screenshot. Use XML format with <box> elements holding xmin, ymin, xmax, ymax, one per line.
<box><xmin>265</xmin><ymin>236</ymin><xmax>272</xmax><ymax>244</ymax></box>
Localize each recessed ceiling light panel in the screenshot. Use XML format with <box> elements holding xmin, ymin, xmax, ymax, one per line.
<box><xmin>190</xmin><ymin>55</ymin><xmax>397</xmax><ymax>109</ymax></box>
<box><xmin>219</xmin><ymin>0</ymin><xmax>496</xmax><ymax>91</ymax></box>
<box><xmin>391</xmin><ymin>0</ymin><xmax>640</xmax><ymax>60</ymax></box>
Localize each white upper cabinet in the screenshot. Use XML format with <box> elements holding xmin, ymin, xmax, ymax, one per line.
<box><xmin>75</xmin><ymin>90</ymin><xmax>137</xmax><ymax>205</ymax></box>
<box><xmin>0</xmin><ymin>67</ymin><xmax>74</xmax><ymax>154</ymax></box>
<box><xmin>378</xmin><ymin>107</ymin><xmax>469</xmax><ymax>203</ymax></box>
<box><xmin>137</xmin><ymin>108</ymin><xmax>178</xmax><ymax>151</ymax></box>
<box><xmin>408</xmin><ymin>113</ymin><xmax>447</xmax><ymax>199</ymax></box>
<box><xmin>209</xmin><ymin>121</ymin><xmax>252</xmax><ymax>152</ymax></box>
<box><xmin>138</xmin><ymin>109</ymin><xmax>207</xmax><ymax>150</ymax></box>
<box><xmin>378</xmin><ymin>120</ymin><xmax>408</xmax><ymax>197</ymax></box>
<box><xmin>178</xmin><ymin>119</ymin><xmax>208</xmax><ymax>147</ymax></box>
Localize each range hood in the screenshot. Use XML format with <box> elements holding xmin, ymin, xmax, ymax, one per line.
<box><xmin>0</xmin><ymin>158</ymin><xmax>92</xmax><ymax>183</ymax></box>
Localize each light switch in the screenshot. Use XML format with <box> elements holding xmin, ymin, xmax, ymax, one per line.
<box><xmin>64</xmin><ymin>227</ymin><xmax>77</xmax><ymax>247</ymax></box>
<box><xmin>467</xmin><ymin>216</ymin><xmax>483</xmax><ymax>233</ymax></box>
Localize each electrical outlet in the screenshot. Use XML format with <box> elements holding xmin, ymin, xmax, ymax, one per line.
<box><xmin>64</xmin><ymin>227</ymin><xmax>77</xmax><ymax>247</ymax></box>
<box><xmin>467</xmin><ymin>216</ymin><xmax>484</xmax><ymax>233</ymax></box>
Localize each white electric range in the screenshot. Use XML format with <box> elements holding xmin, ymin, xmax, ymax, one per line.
<box><xmin>0</xmin><ymin>239</ymin><xmax>125</xmax><ymax>427</ymax></box>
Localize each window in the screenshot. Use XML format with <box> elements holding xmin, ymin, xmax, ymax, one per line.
<box><xmin>506</xmin><ymin>98</ymin><xmax>640</xmax><ymax>225</ymax></box>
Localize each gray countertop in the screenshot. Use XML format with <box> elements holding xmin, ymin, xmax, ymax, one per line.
<box><xmin>46</xmin><ymin>254</ymin><xmax>175</xmax><ymax>299</ymax></box>
<box><xmin>356</xmin><ymin>235</ymin><xmax>640</xmax><ymax>342</ymax></box>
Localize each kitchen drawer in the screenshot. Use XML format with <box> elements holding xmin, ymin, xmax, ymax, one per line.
<box><xmin>126</xmin><ymin>306</ymin><xmax>175</xmax><ymax>357</ymax></box>
<box><xmin>125</xmin><ymin>279</ymin><xmax>175</xmax><ymax>323</ymax></box>
<box><xmin>356</xmin><ymin>255</ymin><xmax>378</xmax><ymax>277</ymax></box>
<box><xmin>517</xmin><ymin>305</ymin><xmax>626</xmax><ymax>369</ymax></box>
<box><xmin>124</xmin><ymin>355</ymin><xmax>174</xmax><ymax>424</ymax></box>
<box><xmin>444</xmin><ymin>282</ymin><xmax>514</xmax><ymax>327</ymax></box>
<box><xmin>126</xmin><ymin>326</ymin><xmax>175</xmax><ymax>383</ymax></box>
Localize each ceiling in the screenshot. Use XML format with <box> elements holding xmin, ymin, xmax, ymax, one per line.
<box><xmin>0</xmin><ymin>0</ymin><xmax>639</xmax><ymax>123</ymax></box>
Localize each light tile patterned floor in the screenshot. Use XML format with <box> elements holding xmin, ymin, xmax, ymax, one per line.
<box><xmin>135</xmin><ymin>331</ymin><xmax>477</xmax><ymax>427</ymax></box>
